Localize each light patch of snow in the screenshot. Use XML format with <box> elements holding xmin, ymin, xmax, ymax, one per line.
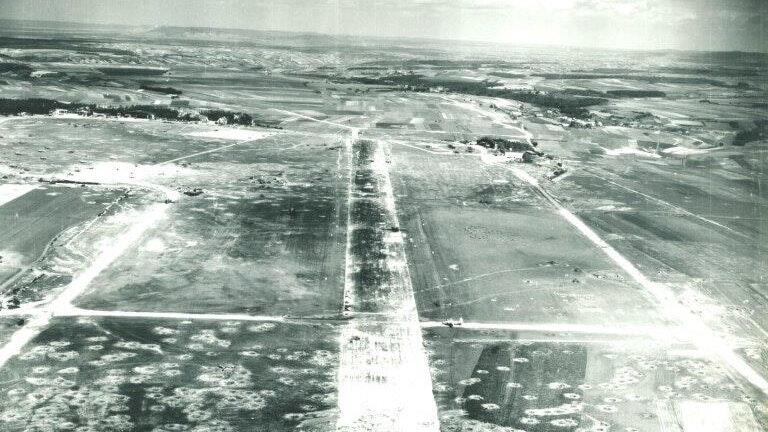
<box><xmin>509</xmin><ymin>167</ymin><xmax>540</xmax><ymax>187</ymax></box>
<box><xmin>30</xmin><ymin>70</ymin><xmax>55</xmax><ymax>78</ymax></box>
<box><xmin>0</xmin><ymin>164</ymin><xmax>17</xmax><ymax>176</ymax></box>
<box><xmin>272</xmin><ymin>108</ymin><xmax>354</xmax><ymax>130</ymax></box>
<box><xmin>662</xmin><ymin>146</ymin><xmax>709</xmax><ymax>156</ymax></box>
<box><xmin>51</xmin><ymin>112</ymin><xmax>149</xmax><ymax>123</ymax></box>
<box><xmin>186</xmin><ymin>129</ymin><xmax>273</xmax><ymax>141</ymax></box>
<box><xmin>58</xmin><ymin>307</ymin><xmax>286</xmax><ymax>323</ymax></box>
<box><xmin>421</xmin><ymin>321</ymin><xmax>680</xmax><ymax>339</ymax></box>
<box><xmin>604</xmin><ymin>146</ymin><xmax>661</xmax><ymax>158</ymax></box>
<box><xmin>141</xmin><ymin>238</ymin><xmax>166</xmax><ymax>253</ymax></box>
<box><xmin>61</xmin><ymin>161</ymin><xmax>184</xmax><ymax>201</ymax></box>
<box><xmin>677</xmin><ymin>400</ymin><xmax>760</xmax><ymax>432</ymax></box>
<box><xmin>447</xmin><ymin>98</ymin><xmax>533</xmax><ymax>147</ymax></box>
<box><xmin>0</xmin><ymin>250</ymin><xmax>25</xmax><ymax>267</ymax></box>
<box><xmin>70</xmin><ymin>161</ymin><xmax>186</xmax><ymax>184</ymax></box>
<box><xmin>546</xmin><ymin>124</ymin><xmax>564</xmax><ymax>132</ymax></box>
<box><xmin>596</xmin><ymin>205</ymin><xmax>634</xmax><ymax>212</ymax></box>
<box><xmin>0</xmin><ymin>184</ymin><xmax>36</xmax><ymax>207</ymax></box>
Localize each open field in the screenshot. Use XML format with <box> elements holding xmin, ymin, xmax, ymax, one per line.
<box><xmin>74</xmin><ymin>132</ymin><xmax>348</xmax><ymax>317</ymax></box>
<box><xmin>0</xmin><ymin>20</ymin><xmax>766</xmax><ymax>432</ymax></box>
<box><xmin>426</xmin><ymin>327</ymin><xmax>765</xmax><ymax>432</ymax></box>
<box><xmin>0</xmin><ymin>317</ymin><xmax>339</xmax><ymax>432</ymax></box>
<box><xmin>0</xmin><ymin>185</ymin><xmax>125</xmax><ymax>296</ymax></box>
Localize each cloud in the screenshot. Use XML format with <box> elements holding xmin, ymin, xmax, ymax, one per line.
<box><xmin>0</xmin><ymin>0</ymin><xmax>765</xmax><ymax>51</ymax></box>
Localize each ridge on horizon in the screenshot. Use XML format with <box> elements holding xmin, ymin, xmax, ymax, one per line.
<box><xmin>0</xmin><ymin>16</ymin><xmax>766</xmax><ymax>56</ymax></box>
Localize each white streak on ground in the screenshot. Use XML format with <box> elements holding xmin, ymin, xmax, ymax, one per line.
<box><xmin>430</xmin><ymin>265</ymin><xmax>557</xmax><ymax>289</ymax></box>
<box><xmin>0</xmin><ymin>203</ymin><xmax>167</xmax><ymax>368</ymax></box>
<box><xmin>56</xmin><ymin>307</ymin><xmax>286</xmax><ymax>322</ymax></box>
<box><xmin>420</xmin><ymin>321</ymin><xmax>683</xmax><ymax>339</ymax></box>
<box><xmin>160</xmin><ymin>133</ymin><xmax>273</xmax><ymax>165</ymax></box>
<box><xmin>443</xmin><ymin>96</ymin><xmax>532</xmax><ymax>141</ymax></box>
<box><xmin>271</xmin><ymin>108</ymin><xmax>355</xmax><ymax>130</ymax></box>
<box><xmin>584</xmin><ymin>168</ymin><xmax>747</xmax><ymax>238</ymax></box>
<box><xmin>389</xmin><ymin>140</ymin><xmax>456</xmax><ymax>155</ymax></box>
<box><xmin>603</xmin><ymin>146</ymin><xmax>661</xmax><ymax>158</ymax></box>
<box><xmin>0</xmin><ymin>184</ymin><xmax>37</xmax><ymax>207</ymax></box>
<box><xmin>185</xmin><ymin>129</ymin><xmax>272</xmax><ymax>142</ymax></box>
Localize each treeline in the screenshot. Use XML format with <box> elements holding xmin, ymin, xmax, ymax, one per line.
<box><xmin>656</xmin><ymin>66</ymin><xmax>758</xmax><ymax>77</ymax></box>
<box><xmin>562</xmin><ymin>88</ymin><xmax>666</xmax><ymax>98</ymax></box>
<box><xmin>733</xmin><ymin>120</ymin><xmax>767</xmax><ymax>146</ymax></box>
<box><xmin>339</xmin><ymin>74</ymin><xmax>606</xmax><ymax>118</ymax></box>
<box><xmin>433</xmin><ymin>78</ymin><xmax>606</xmax><ymax>118</ymax></box>
<box><xmin>356</xmin><ymin>59</ymin><xmax>525</xmax><ymax>69</ymax></box>
<box><xmin>0</xmin><ymin>98</ymin><xmax>188</xmax><ymax>120</ymax></box>
<box><xmin>561</xmin><ymin>88</ymin><xmax>606</xmax><ymax>97</ymax></box>
<box><xmin>488</xmin><ymin>72</ymin><xmax>528</xmax><ymax>79</ymax></box>
<box><xmin>0</xmin><ymin>98</ymin><xmax>280</xmax><ymax>128</ymax></box>
<box><xmin>139</xmin><ymin>84</ymin><xmax>182</xmax><ymax>95</ymax></box>
<box><xmin>97</xmin><ymin>67</ymin><xmax>169</xmax><ymax>76</ymax></box>
<box><xmin>201</xmin><ymin>109</ymin><xmax>256</xmax><ymax>127</ymax></box>
<box><xmin>0</xmin><ymin>62</ymin><xmax>32</xmax><ymax>78</ymax></box>
<box><xmin>606</xmin><ymin>90</ymin><xmax>666</xmax><ymax>98</ymax></box>
<box><xmin>0</xmin><ymin>37</ymin><xmax>136</xmax><ymax>56</ymax></box>
<box><xmin>476</xmin><ymin>137</ymin><xmax>536</xmax><ymax>153</ymax></box>
<box><xmin>534</xmin><ymin>72</ymin><xmax>747</xmax><ymax>88</ymax></box>
<box><xmin>0</xmin><ymin>98</ymin><xmax>73</xmax><ymax>115</ymax></box>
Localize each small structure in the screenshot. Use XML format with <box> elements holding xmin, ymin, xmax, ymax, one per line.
<box><xmin>183</xmin><ymin>188</ymin><xmax>204</xmax><ymax>197</ymax></box>
<box><xmin>522</xmin><ymin>151</ymin><xmax>537</xmax><ymax>163</ymax></box>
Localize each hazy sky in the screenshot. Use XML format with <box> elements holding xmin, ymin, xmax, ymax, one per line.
<box><xmin>2</xmin><ymin>0</ymin><xmax>766</xmax><ymax>52</ymax></box>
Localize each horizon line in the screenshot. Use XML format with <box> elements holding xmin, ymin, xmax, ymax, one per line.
<box><xmin>1</xmin><ymin>17</ymin><xmax>767</xmax><ymax>56</ymax></box>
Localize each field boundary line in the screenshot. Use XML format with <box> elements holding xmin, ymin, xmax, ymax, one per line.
<box><xmin>584</xmin><ymin>168</ymin><xmax>748</xmax><ymax>238</ymax></box>
<box><xmin>421</xmin><ymin>321</ymin><xmax>683</xmax><ymax>338</ymax></box>
<box><xmin>159</xmin><ymin>133</ymin><xmax>274</xmax><ymax>165</ymax></box>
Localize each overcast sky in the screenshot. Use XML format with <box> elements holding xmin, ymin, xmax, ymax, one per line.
<box><xmin>2</xmin><ymin>0</ymin><xmax>766</xmax><ymax>52</ymax></box>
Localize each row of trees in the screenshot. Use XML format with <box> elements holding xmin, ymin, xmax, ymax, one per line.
<box><xmin>0</xmin><ymin>98</ymin><xmax>280</xmax><ymax>128</ymax></box>
<box><xmin>340</xmin><ymin>74</ymin><xmax>606</xmax><ymax>118</ymax></box>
